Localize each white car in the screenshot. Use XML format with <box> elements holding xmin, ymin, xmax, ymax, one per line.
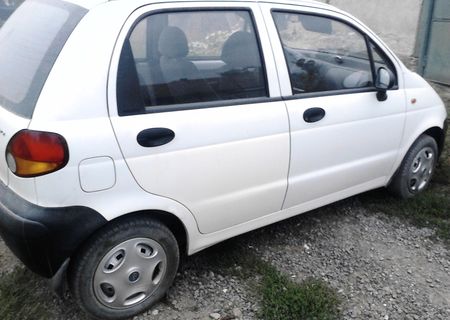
<box><xmin>0</xmin><ymin>0</ymin><xmax>447</xmax><ymax>319</ymax></box>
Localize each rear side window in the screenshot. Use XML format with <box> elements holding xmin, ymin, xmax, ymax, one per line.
<box><xmin>0</xmin><ymin>0</ymin><xmax>86</xmax><ymax>118</ymax></box>
<box><xmin>117</xmin><ymin>10</ymin><xmax>268</xmax><ymax>116</ymax></box>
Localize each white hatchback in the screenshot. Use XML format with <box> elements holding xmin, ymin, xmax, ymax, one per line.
<box><xmin>0</xmin><ymin>0</ymin><xmax>447</xmax><ymax>319</ymax></box>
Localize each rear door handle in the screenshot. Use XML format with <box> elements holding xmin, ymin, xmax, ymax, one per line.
<box><xmin>137</xmin><ymin>128</ymin><xmax>175</xmax><ymax>147</ymax></box>
<box><xmin>303</xmin><ymin>108</ymin><xmax>326</xmax><ymax>123</ymax></box>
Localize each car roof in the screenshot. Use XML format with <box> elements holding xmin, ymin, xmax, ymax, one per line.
<box><xmin>63</xmin><ymin>0</ymin><xmax>107</xmax><ymax>9</ymax></box>
<box><xmin>64</xmin><ymin>0</ymin><xmax>337</xmax><ymax>11</ymax></box>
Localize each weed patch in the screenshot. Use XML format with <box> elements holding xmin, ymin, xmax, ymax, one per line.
<box><xmin>259</xmin><ymin>266</ymin><xmax>340</xmax><ymax>320</ymax></box>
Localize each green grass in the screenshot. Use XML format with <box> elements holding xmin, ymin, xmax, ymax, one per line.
<box><xmin>259</xmin><ymin>268</ymin><xmax>340</xmax><ymax>320</ymax></box>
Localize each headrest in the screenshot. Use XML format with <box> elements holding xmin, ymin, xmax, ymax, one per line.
<box><xmin>221</xmin><ymin>31</ymin><xmax>260</xmax><ymax>68</ymax></box>
<box><xmin>158</xmin><ymin>26</ymin><xmax>189</xmax><ymax>58</ymax></box>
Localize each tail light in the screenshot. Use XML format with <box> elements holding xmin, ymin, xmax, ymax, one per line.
<box><xmin>6</xmin><ymin>130</ymin><xmax>69</xmax><ymax>177</ymax></box>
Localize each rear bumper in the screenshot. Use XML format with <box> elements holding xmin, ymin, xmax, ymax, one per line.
<box><xmin>0</xmin><ymin>180</ymin><xmax>106</xmax><ymax>278</ymax></box>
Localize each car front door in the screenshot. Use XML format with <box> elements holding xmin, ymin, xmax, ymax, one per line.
<box><xmin>108</xmin><ymin>3</ymin><xmax>290</xmax><ymax>234</ymax></box>
<box><xmin>261</xmin><ymin>4</ymin><xmax>406</xmax><ymax>209</ymax></box>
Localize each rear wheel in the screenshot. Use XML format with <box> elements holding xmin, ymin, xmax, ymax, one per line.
<box><xmin>388</xmin><ymin>134</ymin><xmax>438</xmax><ymax>198</ymax></box>
<box><xmin>69</xmin><ymin>217</ymin><xmax>179</xmax><ymax>320</ymax></box>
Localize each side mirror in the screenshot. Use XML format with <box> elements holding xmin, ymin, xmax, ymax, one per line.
<box><xmin>375</xmin><ymin>67</ymin><xmax>393</xmax><ymax>102</ymax></box>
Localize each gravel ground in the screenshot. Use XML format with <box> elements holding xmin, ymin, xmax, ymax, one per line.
<box><xmin>1</xmin><ymin>196</ymin><xmax>449</xmax><ymax>320</ymax></box>
<box><xmin>129</xmin><ymin>197</ymin><xmax>450</xmax><ymax>320</ymax></box>
<box><xmin>0</xmin><ymin>60</ymin><xmax>449</xmax><ymax>320</ymax></box>
<box><xmin>256</xmin><ymin>205</ymin><xmax>450</xmax><ymax>320</ymax></box>
<box><xmin>0</xmin><ymin>238</ymin><xmax>18</xmax><ymax>274</ymax></box>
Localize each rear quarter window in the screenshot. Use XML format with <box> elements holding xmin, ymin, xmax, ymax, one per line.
<box><xmin>0</xmin><ymin>0</ymin><xmax>86</xmax><ymax>118</ymax></box>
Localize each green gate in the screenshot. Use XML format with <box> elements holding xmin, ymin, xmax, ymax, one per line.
<box><xmin>417</xmin><ymin>0</ymin><xmax>450</xmax><ymax>85</ymax></box>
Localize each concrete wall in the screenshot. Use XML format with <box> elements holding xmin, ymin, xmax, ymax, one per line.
<box><xmin>316</xmin><ymin>0</ymin><xmax>423</xmax><ymax>56</ymax></box>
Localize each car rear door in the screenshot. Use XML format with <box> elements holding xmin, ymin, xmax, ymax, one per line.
<box><xmin>260</xmin><ymin>3</ymin><xmax>406</xmax><ymax>209</ymax></box>
<box><xmin>108</xmin><ymin>2</ymin><xmax>290</xmax><ymax>234</ymax></box>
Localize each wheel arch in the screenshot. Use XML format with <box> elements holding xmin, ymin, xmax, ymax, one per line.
<box><xmin>423</xmin><ymin>125</ymin><xmax>447</xmax><ymax>157</ymax></box>
<box><xmin>105</xmin><ymin>210</ymin><xmax>189</xmax><ymax>257</ymax></box>
<box><xmin>67</xmin><ymin>209</ymin><xmax>189</xmax><ymax>278</ymax></box>
<box><xmin>388</xmin><ymin>122</ymin><xmax>445</xmax><ymax>183</ymax></box>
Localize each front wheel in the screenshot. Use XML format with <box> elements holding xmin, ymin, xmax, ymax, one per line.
<box><xmin>388</xmin><ymin>134</ymin><xmax>438</xmax><ymax>198</ymax></box>
<box><xmin>69</xmin><ymin>217</ymin><xmax>179</xmax><ymax>320</ymax></box>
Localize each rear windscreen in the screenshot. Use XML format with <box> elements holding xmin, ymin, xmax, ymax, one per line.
<box><xmin>0</xmin><ymin>0</ymin><xmax>86</xmax><ymax>118</ymax></box>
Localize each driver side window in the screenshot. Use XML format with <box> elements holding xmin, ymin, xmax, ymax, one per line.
<box><xmin>272</xmin><ymin>12</ymin><xmax>373</xmax><ymax>94</ymax></box>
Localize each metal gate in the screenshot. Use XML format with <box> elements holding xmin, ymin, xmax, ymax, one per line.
<box><xmin>417</xmin><ymin>0</ymin><xmax>450</xmax><ymax>85</ymax></box>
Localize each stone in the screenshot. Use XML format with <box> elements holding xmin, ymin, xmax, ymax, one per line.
<box><xmin>209</xmin><ymin>313</ymin><xmax>221</xmax><ymax>320</ymax></box>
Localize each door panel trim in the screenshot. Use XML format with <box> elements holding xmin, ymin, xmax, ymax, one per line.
<box><xmin>144</xmin><ymin>96</ymin><xmax>283</xmax><ymax>114</ymax></box>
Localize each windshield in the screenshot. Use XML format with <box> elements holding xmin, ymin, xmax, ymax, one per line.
<box><xmin>0</xmin><ymin>0</ymin><xmax>86</xmax><ymax>118</ymax></box>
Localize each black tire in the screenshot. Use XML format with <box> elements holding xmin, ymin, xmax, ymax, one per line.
<box><xmin>388</xmin><ymin>134</ymin><xmax>438</xmax><ymax>199</ymax></box>
<box><xmin>69</xmin><ymin>217</ymin><xmax>179</xmax><ymax>320</ymax></box>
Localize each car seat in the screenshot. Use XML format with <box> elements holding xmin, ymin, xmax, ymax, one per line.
<box><xmin>158</xmin><ymin>26</ymin><xmax>218</xmax><ymax>104</ymax></box>
<box><xmin>219</xmin><ymin>31</ymin><xmax>265</xmax><ymax>98</ymax></box>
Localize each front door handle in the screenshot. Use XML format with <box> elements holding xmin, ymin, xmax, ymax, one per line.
<box><xmin>137</xmin><ymin>128</ymin><xmax>175</xmax><ymax>147</ymax></box>
<box><xmin>303</xmin><ymin>108</ymin><xmax>326</xmax><ymax>123</ymax></box>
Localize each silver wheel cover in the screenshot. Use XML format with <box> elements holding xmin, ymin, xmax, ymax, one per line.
<box><xmin>93</xmin><ymin>238</ymin><xmax>167</xmax><ymax>309</ymax></box>
<box><xmin>408</xmin><ymin>146</ymin><xmax>435</xmax><ymax>193</ymax></box>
